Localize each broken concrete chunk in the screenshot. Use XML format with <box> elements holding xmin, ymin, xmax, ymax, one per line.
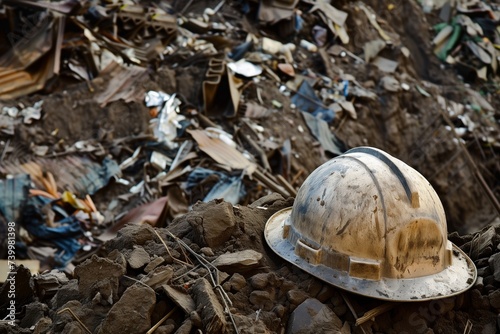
<box><xmin>19</xmin><ymin>302</ymin><xmax>48</xmax><ymax>328</ymax></box>
<box><xmin>187</xmin><ymin>200</ymin><xmax>236</xmax><ymax>248</ymax></box>
<box><xmin>233</xmin><ymin>314</ymin><xmax>272</xmax><ymax>334</ymax></box>
<box><xmin>488</xmin><ymin>289</ymin><xmax>500</xmax><ymax>309</ymax></box>
<box><xmin>99</xmin><ymin>284</ymin><xmax>156</xmax><ymax>334</ymax></box>
<box><xmin>161</xmin><ymin>284</ymin><xmax>195</xmax><ymax>314</ymax></box>
<box><xmin>127</xmin><ymin>246</ymin><xmax>150</xmax><ymax>269</ymax></box>
<box><xmin>50</xmin><ymin>279</ymin><xmax>81</xmax><ymax>310</ymax></box>
<box><xmin>227</xmin><ymin>273</ymin><xmax>247</xmax><ymax>292</ymax></box>
<box><xmin>191</xmin><ymin>278</ymin><xmax>227</xmax><ymax>334</ymax></box>
<box><xmin>33</xmin><ymin>269</ymin><xmax>70</xmax><ymax>299</ymax></box>
<box><xmin>488</xmin><ymin>253</ymin><xmax>500</xmax><ymax>283</ymax></box>
<box><xmin>74</xmin><ymin>255</ymin><xmax>126</xmax><ymax>302</ymax></box>
<box><xmin>287</xmin><ymin>289</ymin><xmax>309</xmax><ymax>306</ymax></box>
<box><xmin>106</xmin><ymin>249</ymin><xmax>127</xmax><ymax>270</ymax></box>
<box><xmin>250</xmin><ymin>273</ymin><xmax>269</xmax><ymax>289</ymax></box>
<box><xmin>200</xmin><ymin>247</ymin><xmax>215</xmax><ymax>257</ymax></box>
<box><xmin>212</xmin><ymin>249</ymin><xmax>263</xmax><ymax>272</ymax></box>
<box><xmin>249</xmin><ymin>290</ymin><xmax>273</xmax><ymax>310</ymax></box>
<box><xmin>144</xmin><ymin>256</ymin><xmax>165</xmax><ymax>273</ymax></box>
<box><xmin>286</xmin><ymin>298</ymin><xmax>342</xmax><ymax>334</ymax></box>
<box><xmin>141</xmin><ymin>266</ymin><xmax>174</xmax><ymax>290</ymax></box>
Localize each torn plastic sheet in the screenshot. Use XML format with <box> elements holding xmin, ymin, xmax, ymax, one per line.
<box><xmin>0</xmin><ymin>174</ymin><xmax>31</xmax><ymax>223</ymax></box>
<box><xmin>301</xmin><ymin>111</ymin><xmax>344</xmax><ymax>155</ymax></box>
<box><xmin>20</xmin><ymin>197</ymin><xmax>82</xmax><ymax>268</ymax></box>
<box><xmin>186</xmin><ymin>167</ymin><xmax>246</xmax><ymax>205</ymax></box>
<box><xmin>291</xmin><ymin>80</ymin><xmax>335</xmax><ymax>122</ymax></box>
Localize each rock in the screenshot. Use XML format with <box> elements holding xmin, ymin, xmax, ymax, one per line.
<box><xmin>200</xmin><ymin>247</ymin><xmax>214</xmax><ymax>256</ymax></box>
<box><xmin>249</xmin><ymin>193</ymin><xmax>285</xmax><ymax>208</ymax></box>
<box><xmin>187</xmin><ymin>200</ymin><xmax>236</xmax><ymax>248</ymax></box>
<box><xmin>0</xmin><ymin>323</ymin><xmax>31</xmax><ymax>333</ymax></box>
<box><xmin>287</xmin><ymin>289</ymin><xmax>308</xmax><ymax>306</ymax></box>
<box><xmin>33</xmin><ymin>317</ymin><xmax>52</xmax><ymax>334</ymax></box>
<box><xmin>127</xmin><ymin>246</ymin><xmax>150</xmax><ymax>269</ymax></box>
<box><xmin>316</xmin><ymin>285</ymin><xmax>335</xmax><ymax>302</ymax></box>
<box><xmin>174</xmin><ymin>319</ymin><xmax>193</xmax><ymax>334</ymax></box>
<box><xmin>20</xmin><ymin>302</ymin><xmax>48</xmax><ymax>328</ymax></box>
<box><xmin>476</xmin><ymin>257</ymin><xmax>490</xmax><ymax>268</ymax></box>
<box><xmin>249</xmin><ymin>290</ymin><xmax>273</xmax><ymax>310</ymax></box>
<box><xmin>477</xmin><ymin>266</ymin><xmax>491</xmax><ymax>277</ymax></box>
<box><xmin>332</xmin><ymin>304</ymin><xmax>347</xmax><ymax>318</ymax></box>
<box><xmin>212</xmin><ymin>250</ymin><xmax>263</xmax><ymax>273</ymax></box>
<box><xmin>74</xmin><ymin>255</ymin><xmax>125</xmax><ymax>302</ymax></box>
<box><xmin>274</xmin><ymin>304</ymin><xmax>286</xmax><ymax>318</ymax></box>
<box><xmin>489</xmin><ymin>290</ymin><xmax>500</xmax><ymax>309</ymax></box>
<box><xmin>62</xmin><ymin>322</ymin><xmax>85</xmax><ymax>334</ymax></box>
<box><xmin>226</xmin><ymin>273</ymin><xmax>247</xmax><ymax>292</ymax></box>
<box><xmin>33</xmin><ymin>270</ymin><xmax>70</xmax><ymax>299</ymax></box>
<box><xmin>233</xmin><ymin>314</ymin><xmax>272</xmax><ymax>334</ymax></box>
<box><xmin>306</xmin><ymin>279</ymin><xmax>323</xmax><ymax>297</ymax></box>
<box><xmin>99</xmin><ymin>284</ymin><xmax>156</xmax><ymax>334</ymax></box>
<box><xmin>470</xmin><ymin>289</ymin><xmax>490</xmax><ymax>310</ymax></box>
<box><xmin>54</xmin><ymin>300</ymin><xmax>103</xmax><ymax>333</ymax></box>
<box><xmin>484</xmin><ymin>275</ymin><xmax>496</xmax><ymax>286</ymax></box>
<box><xmin>191</xmin><ymin>278</ymin><xmax>227</xmax><ymax>333</ymax></box>
<box><xmin>106</xmin><ymin>249</ymin><xmax>127</xmax><ymax>270</ymax></box>
<box><xmin>51</xmin><ymin>280</ymin><xmax>81</xmax><ymax>309</ymax></box>
<box><xmin>144</xmin><ymin>256</ymin><xmax>165</xmax><ymax>273</ymax></box>
<box><xmin>286</xmin><ymin>298</ymin><xmax>342</xmax><ymax>334</ymax></box>
<box><xmin>482</xmin><ymin>321</ymin><xmax>497</xmax><ymax>334</ymax></box>
<box><xmin>330</xmin><ymin>291</ymin><xmax>343</xmax><ymax>307</ymax></box>
<box><xmin>105</xmin><ymin>224</ymin><xmax>157</xmax><ymax>250</ymax></box>
<box><xmin>141</xmin><ymin>266</ymin><xmax>174</xmax><ymax>290</ymax></box>
<box><xmin>488</xmin><ymin>253</ymin><xmax>500</xmax><ymax>282</ymax></box>
<box><xmin>154</xmin><ymin>324</ymin><xmax>175</xmax><ymax>334</ymax></box>
<box><xmin>161</xmin><ymin>285</ymin><xmax>195</xmax><ymax>314</ymax></box>
<box><xmin>250</xmin><ymin>273</ymin><xmax>270</xmax><ymax>290</ymax></box>
<box><xmin>0</xmin><ymin>266</ymin><xmax>34</xmax><ymax>313</ymax></box>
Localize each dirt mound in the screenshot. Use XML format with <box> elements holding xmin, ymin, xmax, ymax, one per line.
<box><xmin>1</xmin><ymin>196</ymin><xmax>500</xmax><ymax>333</ymax></box>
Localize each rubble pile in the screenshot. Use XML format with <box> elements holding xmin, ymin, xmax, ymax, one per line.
<box><xmin>2</xmin><ymin>196</ymin><xmax>500</xmax><ymax>333</ymax></box>
<box><xmin>0</xmin><ymin>0</ymin><xmax>499</xmax><ymax>333</ymax></box>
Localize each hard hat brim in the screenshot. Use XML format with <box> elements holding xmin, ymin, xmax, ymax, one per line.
<box><xmin>265</xmin><ymin>208</ymin><xmax>477</xmax><ymax>302</ymax></box>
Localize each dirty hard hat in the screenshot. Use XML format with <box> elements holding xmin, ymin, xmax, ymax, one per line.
<box><xmin>265</xmin><ymin>147</ymin><xmax>476</xmax><ymax>301</ymax></box>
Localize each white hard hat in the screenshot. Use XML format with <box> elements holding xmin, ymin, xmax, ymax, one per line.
<box><xmin>265</xmin><ymin>147</ymin><xmax>476</xmax><ymax>301</ymax></box>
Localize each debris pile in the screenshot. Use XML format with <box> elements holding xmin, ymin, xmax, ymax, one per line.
<box><xmin>2</xmin><ymin>197</ymin><xmax>500</xmax><ymax>333</ymax></box>
<box><xmin>428</xmin><ymin>0</ymin><xmax>499</xmax><ymax>82</ymax></box>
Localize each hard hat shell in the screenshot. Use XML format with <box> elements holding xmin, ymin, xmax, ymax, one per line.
<box><xmin>265</xmin><ymin>147</ymin><xmax>476</xmax><ymax>301</ymax></box>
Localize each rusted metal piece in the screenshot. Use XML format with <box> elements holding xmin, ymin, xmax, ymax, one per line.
<box><xmin>265</xmin><ymin>147</ymin><xmax>476</xmax><ymax>301</ymax></box>
<box><xmin>187</xmin><ymin>129</ymin><xmax>256</xmax><ymax>174</ymax></box>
